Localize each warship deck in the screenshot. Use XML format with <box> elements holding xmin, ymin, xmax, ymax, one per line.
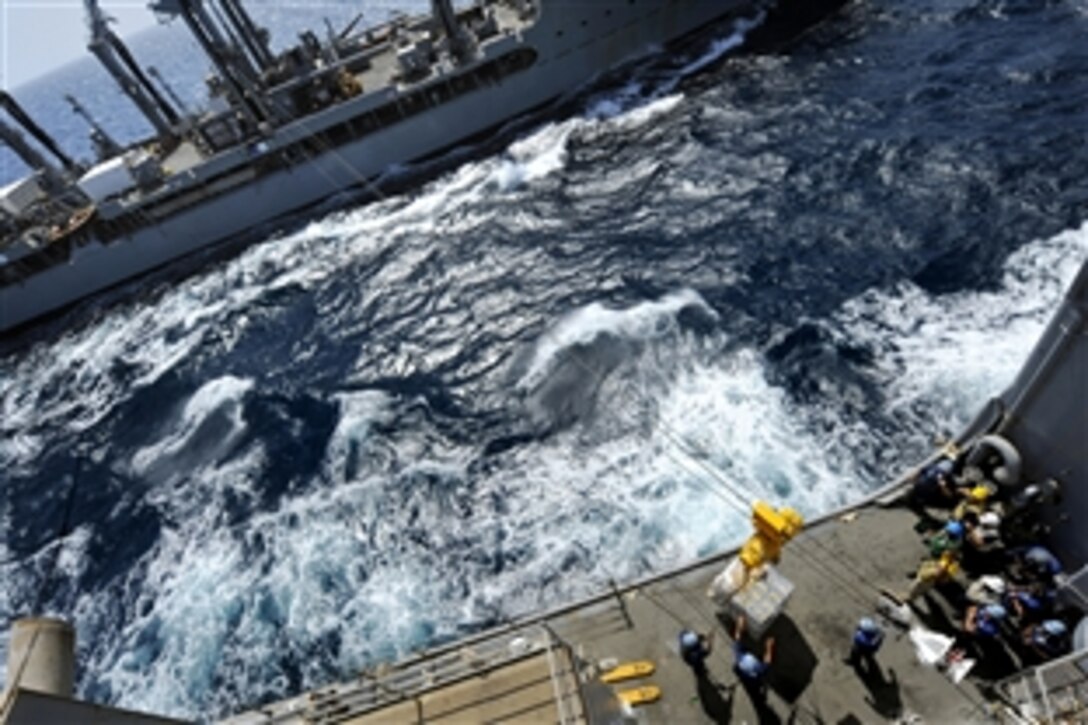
<box><xmin>157</xmin><ymin>3</ymin><xmax>534</xmax><ymax>182</ymax></box>
<box><xmin>222</xmin><ymin>497</ymin><xmax>1008</xmax><ymax>724</ymax></box>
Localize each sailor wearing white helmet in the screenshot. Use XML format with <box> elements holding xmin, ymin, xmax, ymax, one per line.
<box><xmin>966</xmin><ymin>575</ymin><xmax>1006</xmax><ymax>606</ymax></box>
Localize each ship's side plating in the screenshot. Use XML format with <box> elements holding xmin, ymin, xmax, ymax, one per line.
<box><xmin>993</xmin><ymin>260</ymin><xmax>1088</xmax><ymax>568</ymax></box>
<box><xmin>0</xmin><ymin>0</ymin><xmax>763</xmax><ymax>333</ymax></box>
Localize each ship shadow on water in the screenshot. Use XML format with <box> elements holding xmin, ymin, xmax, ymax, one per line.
<box><xmin>740</xmin><ymin>0</ymin><xmax>853</xmax><ymax>55</ymax></box>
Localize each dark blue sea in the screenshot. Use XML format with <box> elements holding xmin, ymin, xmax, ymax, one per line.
<box><xmin>2</xmin><ymin>0</ymin><xmax>1087</xmax><ymax>718</ymax></box>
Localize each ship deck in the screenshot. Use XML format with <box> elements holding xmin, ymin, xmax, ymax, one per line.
<box><xmin>222</xmin><ymin>498</ymin><xmax>1014</xmax><ymax>724</ymax></box>
<box><xmin>556</xmin><ymin>503</ymin><xmax>991</xmax><ymax>724</ymax></box>
<box><xmin>351</xmin><ymin>2</ymin><xmax>531</xmax><ymax>95</ymax></box>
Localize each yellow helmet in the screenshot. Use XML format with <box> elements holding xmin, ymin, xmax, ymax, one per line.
<box><xmin>969</xmin><ymin>485</ymin><xmax>990</xmax><ymax>502</ymax></box>
<box><xmin>939</xmin><ymin>550</ymin><xmax>961</xmax><ymax>576</ymax></box>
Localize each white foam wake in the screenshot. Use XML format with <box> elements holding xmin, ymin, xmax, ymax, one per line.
<box><xmin>130</xmin><ymin>375</ymin><xmax>254</xmax><ymax>482</ymax></box>
<box><xmin>517</xmin><ymin>288</ymin><xmax>714</xmax><ymax>391</ymax></box>
<box><xmin>323</xmin><ymin>391</ymin><xmax>394</xmax><ymax>485</ymax></box>
<box><xmin>57</xmin><ymin>289</ymin><xmax>871</xmax><ymax>719</ymax></box>
<box><xmin>830</xmin><ymin>222</ymin><xmax>1088</xmax><ymax>438</ymax></box>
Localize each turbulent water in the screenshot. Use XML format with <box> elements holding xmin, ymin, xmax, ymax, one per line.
<box><xmin>2</xmin><ymin>0</ymin><xmax>1087</xmax><ymax>718</ymax></box>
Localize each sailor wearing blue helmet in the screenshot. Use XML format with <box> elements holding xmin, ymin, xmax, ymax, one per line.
<box><xmin>678</xmin><ymin>628</ymin><xmax>713</xmax><ymax>678</ymax></box>
<box><xmin>731</xmin><ymin>615</ymin><xmax>775</xmax><ymax>705</ymax></box>
<box><xmin>1023</xmin><ymin>546</ymin><xmax>1062</xmax><ymax>579</ymax></box>
<box><xmin>911</xmin><ymin>457</ymin><xmax>958</xmax><ymax>509</ymax></box>
<box><xmin>845</xmin><ymin>617</ymin><xmax>884</xmax><ymax>671</ymax></box>
<box><xmin>925</xmin><ymin>519</ymin><xmax>965</xmax><ymax>558</ymax></box>
<box><xmin>966</xmin><ymin>602</ymin><xmax>1007</xmax><ymax>638</ymax></box>
<box><xmin>1025</xmin><ymin>618</ymin><xmax>1070</xmax><ymax>660</ymax></box>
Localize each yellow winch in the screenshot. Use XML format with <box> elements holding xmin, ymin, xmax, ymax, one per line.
<box><xmin>738</xmin><ymin>501</ymin><xmax>804</xmax><ymax>570</ymax></box>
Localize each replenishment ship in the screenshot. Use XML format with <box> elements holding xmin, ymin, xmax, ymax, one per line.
<box><xmin>0</xmin><ymin>0</ymin><xmax>773</xmax><ymax>334</ymax></box>
<box><xmin>2</xmin><ymin>260</ymin><xmax>1085</xmax><ymax>722</ymax></box>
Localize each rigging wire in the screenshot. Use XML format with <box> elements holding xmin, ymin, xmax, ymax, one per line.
<box><xmin>560</xmin><ymin>346</ymin><xmax>889</xmax><ymax>612</ymax></box>
<box><xmin>558</xmin><ymin>326</ymin><xmax>994</xmax><ymax>718</ymax></box>
<box><xmin>632</xmin><ymin>377</ymin><xmax>891</xmax><ymax>601</ymax></box>
<box><xmin>647</xmin><ymin>405</ymin><xmax>888</xmax><ymax>610</ymax></box>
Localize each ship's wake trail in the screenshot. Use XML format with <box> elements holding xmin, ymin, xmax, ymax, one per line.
<box><xmin>829</xmin><ymin>222</ymin><xmax>1088</xmax><ymax>435</ymax></box>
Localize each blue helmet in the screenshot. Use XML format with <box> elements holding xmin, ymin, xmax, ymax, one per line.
<box><xmin>736</xmin><ymin>652</ymin><xmax>764</xmax><ymax>679</ymax></box>
<box><xmin>945</xmin><ymin>520</ymin><xmax>965</xmax><ymax>539</ymax></box>
<box><xmin>858</xmin><ymin>617</ymin><xmax>879</xmax><ymax>634</ymax></box>
<box><xmin>1025</xmin><ymin>546</ymin><xmax>1062</xmax><ymax>575</ymax></box>
<box><xmin>680</xmin><ymin>631</ymin><xmax>699</xmax><ymax>649</ymax></box>
<box><xmin>982</xmin><ymin>603</ymin><xmax>1007</xmax><ymax>620</ymax></box>
<box><xmin>1041</xmin><ymin>620</ymin><xmax>1068</xmax><ymax>638</ymax></box>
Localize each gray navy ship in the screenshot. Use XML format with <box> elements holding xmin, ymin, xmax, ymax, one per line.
<box><xmin>0</xmin><ymin>0</ymin><xmax>770</xmax><ymax>334</ymax></box>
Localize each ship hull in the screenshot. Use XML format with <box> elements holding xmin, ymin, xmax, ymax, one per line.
<box><xmin>0</xmin><ymin>0</ymin><xmax>761</xmax><ymax>334</ymax></box>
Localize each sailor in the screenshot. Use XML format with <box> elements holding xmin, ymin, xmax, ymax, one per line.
<box><xmin>965</xmin><ymin>575</ymin><xmax>1006</xmax><ymax>606</ymax></box>
<box><xmin>731</xmin><ymin>615</ymin><xmax>775</xmax><ymax>700</ymax></box>
<box><xmin>1022</xmin><ymin>619</ymin><xmax>1070</xmax><ymax>661</ymax></box>
<box><xmin>1003</xmin><ymin>478</ymin><xmax>1060</xmax><ymax>541</ymax></box>
<box><xmin>1009</xmin><ymin>544</ymin><xmax>1063</xmax><ymax>586</ymax></box>
<box><xmin>953</xmin><ymin>485</ymin><xmax>992</xmax><ymax>521</ymax></box>
<box><xmin>1006</xmin><ymin>582</ymin><xmax>1053</xmax><ymax>625</ymax></box>
<box><xmin>967</xmin><ymin>512</ymin><xmax>1003</xmax><ymax>552</ymax></box>
<box><xmin>961</xmin><ymin>511</ymin><xmax>1004</xmax><ymax>572</ymax></box>
<box><xmin>1024</xmin><ymin>545</ymin><xmax>1063</xmax><ymax>579</ymax></box>
<box><xmin>678</xmin><ymin>629</ymin><xmax>714</xmax><ymax>678</ymax></box>
<box><xmin>925</xmin><ymin>520</ymin><xmax>964</xmax><ymax>558</ymax></box>
<box><xmin>903</xmin><ymin>549</ymin><xmax>960</xmax><ymax>602</ymax></box>
<box><xmin>845</xmin><ymin>617</ymin><xmax>884</xmax><ymax>671</ymax></box>
<box><xmin>1008</xmin><ymin>480</ymin><xmax>1056</xmax><ymax>514</ymax></box>
<box><xmin>910</xmin><ymin>457</ymin><xmax>958</xmax><ymax>510</ymax></box>
<box><xmin>964</xmin><ymin>602</ymin><xmax>1007</xmax><ymax>639</ymax></box>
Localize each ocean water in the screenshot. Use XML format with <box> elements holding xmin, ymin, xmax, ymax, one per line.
<box><xmin>2</xmin><ymin>0</ymin><xmax>1088</xmax><ymax>719</ymax></box>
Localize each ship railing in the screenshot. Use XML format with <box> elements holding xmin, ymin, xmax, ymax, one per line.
<box><xmin>1058</xmin><ymin>564</ymin><xmax>1088</xmax><ymax>612</ymax></box>
<box><xmin>275</xmin><ymin>478</ymin><xmax>931</xmax><ymax>724</ymax></box>
<box><xmin>999</xmin><ymin>646</ymin><xmax>1088</xmax><ymax>724</ymax></box>
<box><xmin>541</xmin><ymin>621</ymin><xmax>589</xmax><ymax>725</ymax></box>
<box><xmin>290</xmin><ymin>620</ymin><xmax>584</xmax><ymax>724</ymax></box>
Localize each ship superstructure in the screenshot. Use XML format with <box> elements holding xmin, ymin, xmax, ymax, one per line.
<box><xmin>0</xmin><ymin>0</ymin><xmax>769</xmax><ymax>334</ymax></box>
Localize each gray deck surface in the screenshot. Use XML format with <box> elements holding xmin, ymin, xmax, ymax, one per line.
<box><xmin>547</xmin><ymin>504</ymin><xmax>992</xmax><ymax>724</ymax></box>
